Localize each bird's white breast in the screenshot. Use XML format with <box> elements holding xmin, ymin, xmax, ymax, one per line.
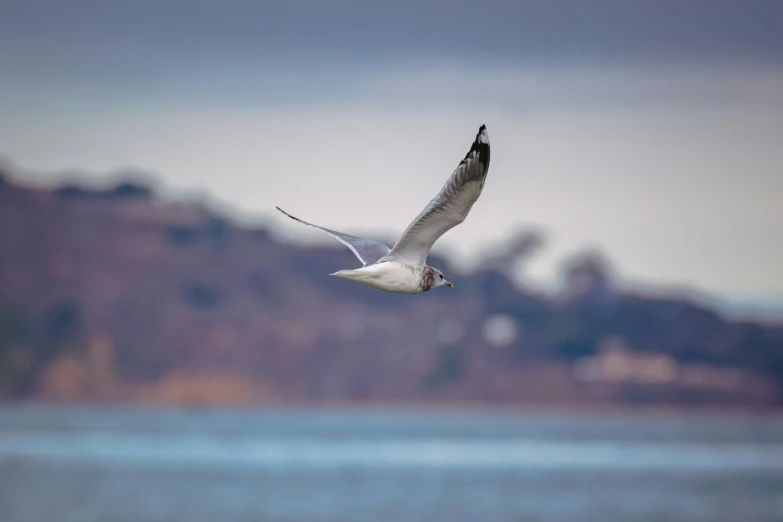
<box><xmin>332</xmin><ymin>261</ymin><xmax>422</xmax><ymax>293</ymax></box>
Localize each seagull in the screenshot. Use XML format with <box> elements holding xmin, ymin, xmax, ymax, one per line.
<box><xmin>277</xmin><ymin>124</ymin><xmax>490</xmax><ymax>293</ymax></box>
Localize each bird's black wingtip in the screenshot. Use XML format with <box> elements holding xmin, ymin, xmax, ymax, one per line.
<box><xmin>465</xmin><ymin>124</ymin><xmax>490</xmax><ymax>167</ymax></box>
<box><xmin>475</xmin><ymin>124</ymin><xmax>489</xmax><ymax>146</ymax></box>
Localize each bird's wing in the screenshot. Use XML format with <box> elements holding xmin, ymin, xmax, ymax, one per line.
<box><xmin>276</xmin><ymin>207</ymin><xmax>391</xmax><ymax>266</ymax></box>
<box><xmin>382</xmin><ymin>124</ymin><xmax>490</xmax><ymax>267</ymax></box>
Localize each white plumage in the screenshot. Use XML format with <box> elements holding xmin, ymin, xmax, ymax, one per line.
<box><xmin>277</xmin><ymin>124</ymin><xmax>491</xmax><ymax>293</ymax></box>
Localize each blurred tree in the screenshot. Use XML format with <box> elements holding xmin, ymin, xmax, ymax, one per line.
<box><xmin>1</xmin><ymin>302</ymin><xmax>82</xmax><ymax>395</ymax></box>
<box><xmin>108</xmin><ymin>182</ymin><xmax>152</xmax><ymax>200</ymax></box>
<box><xmin>207</xmin><ymin>217</ymin><xmax>231</xmax><ymax>242</ymax></box>
<box><xmin>0</xmin><ymin>307</ymin><xmax>33</xmax><ymax>394</ymax></box>
<box><xmin>181</xmin><ymin>282</ymin><xmax>224</xmax><ymax>308</ymax></box>
<box><xmin>482</xmin><ymin>229</ymin><xmax>546</xmax><ymax>282</ymax></box>
<box><xmin>560</xmin><ymin>249</ymin><xmax>616</xmax><ymax>303</ymax></box>
<box><xmin>42</xmin><ymin>302</ymin><xmax>81</xmax><ymax>348</ymax></box>
<box><xmin>166</xmin><ymin>226</ymin><xmax>201</xmax><ymax>245</ymax></box>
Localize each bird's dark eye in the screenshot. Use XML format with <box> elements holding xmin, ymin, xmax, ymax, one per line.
<box><xmin>439</xmin><ymin>274</ymin><xmax>443</xmax><ymax>279</ymax></box>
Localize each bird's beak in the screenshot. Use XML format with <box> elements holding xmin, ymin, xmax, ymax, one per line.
<box><xmin>445</xmin><ymin>281</ymin><xmax>454</xmax><ymax>288</ymax></box>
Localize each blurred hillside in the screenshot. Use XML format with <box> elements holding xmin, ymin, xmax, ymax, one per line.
<box><xmin>1</xmin><ymin>168</ymin><xmax>782</xmax><ymax>408</ymax></box>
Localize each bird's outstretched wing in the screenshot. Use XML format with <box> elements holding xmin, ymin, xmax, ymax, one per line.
<box><xmin>276</xmin><ymin>207</ymin><xmax>391</xmax><ymax>266</ymax></box>
<box><xmin>382</xmin><ymin>124</ymin><xmax>490</xmax><ymax>267</ymax></box>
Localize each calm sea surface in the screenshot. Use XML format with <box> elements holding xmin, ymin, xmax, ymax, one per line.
<box><xmin>1</xmin><ymin>405</ymin><xmax>782</xmax><ymax>522</ymax></box>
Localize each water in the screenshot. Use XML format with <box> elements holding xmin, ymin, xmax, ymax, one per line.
<box><xmin>1</xmin><ymin>406</ymin><xmax>782</xmax><ymax>522</ymax></box>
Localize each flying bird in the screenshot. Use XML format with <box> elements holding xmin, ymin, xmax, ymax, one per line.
<box><xmin>277</xmin><ymin>124</ymin><xmax>491</xmax><ymax>293</ymax></box>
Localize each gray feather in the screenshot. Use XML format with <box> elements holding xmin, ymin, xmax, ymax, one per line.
<box><xmin>382</xmin><ymin>124</ymin><xmax>490</xmax><ymax>266</ymax></box>
<box><xmin>276</xmin><ymin>207</ymin><xmax>391</xmax><ymax>266</ymax></box>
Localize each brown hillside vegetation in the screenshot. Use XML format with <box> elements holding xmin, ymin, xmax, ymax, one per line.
<box><xmin>1</xmin><ymin>169</ymin><xmax>781</xmax><ymax>407</ymax></box>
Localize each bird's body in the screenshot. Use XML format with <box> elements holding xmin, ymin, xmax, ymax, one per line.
<box><xmin>277</xmin><ymin>124</ymin><xmax>491</xmax><ymax>293</ymax></box>
<box><xmin>332</xmin><ymin>262</ymin><xmax>438</xmax><ymax>294</ymax></box>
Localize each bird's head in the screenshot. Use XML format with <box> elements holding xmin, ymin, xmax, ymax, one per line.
<box><xmin>434</xmin><ymin>269</ymin><xmax>454</xmax><ymax>289</ymax></box>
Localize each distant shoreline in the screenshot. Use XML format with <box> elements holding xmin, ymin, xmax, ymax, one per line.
<box><xmin>2</xmin><ymin>398</ymin><xmax>782</xmax><ymax>419</ymax></box>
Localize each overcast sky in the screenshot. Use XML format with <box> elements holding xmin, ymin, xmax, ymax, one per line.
<box><xmin>1</xmin><ymin>0</ymin><xmax>782</xmax><ymax>305</ymax></box>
